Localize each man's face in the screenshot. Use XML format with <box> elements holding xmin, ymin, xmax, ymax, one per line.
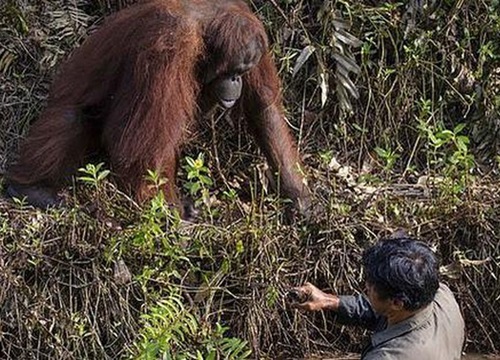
<box><xmin>365</xmin><ymin>282</ymin><xmax>400</xmax><ymax>316</ymax></box>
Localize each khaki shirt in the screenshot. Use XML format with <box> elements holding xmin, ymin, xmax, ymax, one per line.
<box><xmin>337</xmin><ymin>283</ymin><xmax>465</xmax><ymax>360</ymax></box>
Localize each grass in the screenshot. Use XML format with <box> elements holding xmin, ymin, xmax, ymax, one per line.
<box><xmin>0</xmin><ymin>0</ymin><xmax>499</xmax><ymax>358</ymax></box>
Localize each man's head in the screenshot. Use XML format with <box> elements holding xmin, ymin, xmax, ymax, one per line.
<box><xmin>362</xmin><ymin>237</ymin><xmax>440</xmax><ymax>314</ymax></box>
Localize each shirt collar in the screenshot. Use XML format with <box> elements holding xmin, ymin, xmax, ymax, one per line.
<box><xmin>371</xmin><ymin>303</ymin><xmax>433</xmax><ymax>347</ymax></box>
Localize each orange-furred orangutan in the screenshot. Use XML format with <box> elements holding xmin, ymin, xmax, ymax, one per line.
<box><xmin>5</xmin><ymin>0</ymin><xmax>310</xmax><ymax>218</ymax></box>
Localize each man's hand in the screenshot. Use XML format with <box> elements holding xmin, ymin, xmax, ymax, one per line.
<box><xmin>287</xmin><ymin>282</ymin><xmax>340</xmax><ymax>311</ymax></box>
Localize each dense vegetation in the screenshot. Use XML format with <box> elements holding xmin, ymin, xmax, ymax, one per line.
<box><xmin>0</xmin><ymin>0</ymin><xmax>499</xmax><ymax>358</ymax></box>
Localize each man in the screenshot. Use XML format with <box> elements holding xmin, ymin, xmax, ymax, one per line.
<box><xmin>291</xmin><ymin>237</ymin><xmax>465</xmax><ymax>359</ymax></box>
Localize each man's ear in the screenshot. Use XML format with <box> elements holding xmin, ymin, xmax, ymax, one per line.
<box><xmin>390</xmin><ymin>298</ymin><xmax>406</xmax><ymax>311</ymax></box>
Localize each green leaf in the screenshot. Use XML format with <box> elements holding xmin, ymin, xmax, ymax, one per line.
<box><xmin>186</xmin><ymin>157</ymin><xmax>196</xmax><ymax>167</ymax></box>
<box><xmin>457</xmin><ymin>135</ymin><xmax>470</xmax><ymax>145</ymax></box>
<box><xmin>374</xmin><ymin>147</ymin><xmax>388</xmax><ymax>158</ymax></box>
<box><xmin>199</xmin><ymin>175</ymin><xmax>213</xmax><ymax>186</ymax></box>
<box><xmin>436</xmin><ymin>130</ymin><xmax>454</xmax><ymax>139</ymax></box>
<box><xmin>190</xmin><ymin>182</ymin><xmax>201</xmax><ymax>195</ymax></box>
<box><xmin>454</xmin><ymin>123</ymin><xmax>466</xmax><ymax>134</ymax></box>
<box><xmin>97</xmin><ymin>170</ymin><xmax>110</xmax><ymax>181</ymax></box>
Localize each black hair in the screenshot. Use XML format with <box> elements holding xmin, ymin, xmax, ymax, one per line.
<box><xmin>362</xmin><ymin>237</ymin><xmax>440</xmax><ymax>311</ymax></box>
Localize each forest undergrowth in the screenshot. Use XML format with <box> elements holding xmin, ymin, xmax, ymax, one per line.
<box><xmin>0</xmin><ymin>0</ymin><xmax>499</xmax><ymax>358</ymax></box>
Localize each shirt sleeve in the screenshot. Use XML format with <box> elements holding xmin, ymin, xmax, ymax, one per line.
<box><xmin>336</xmin><ymin>294</ymin><xmax>385</xmax><ymax>331</ymax></box>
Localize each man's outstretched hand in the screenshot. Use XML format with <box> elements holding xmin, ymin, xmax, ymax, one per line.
<box><xmin>286</xmin><ymin>282</ymin><xmax>340</xmax><ymax>311</ymax></box>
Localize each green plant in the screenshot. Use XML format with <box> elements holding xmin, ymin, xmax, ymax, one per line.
<box><xmin>78</xmin><ymin>162</ymin><xmax>110</xmax><ymax>189</ymax></box>
<box><xmin>374</xmin><ymin>146</ymin><xmax>399</xmax><ymax>172</ymax></box>
<box><xmin>418</xmin><ymin>120</ymin><xmax>476</xmax><ymax>195</ymax></box>
<box><xmin>418</xmin><ymin>122</ymin><xmax>475</xmax><ymax>174</ymax></box>
<box><xmin>128</xmin><ymin>170</ymin><xmax>186</xmax><ymax>256</ymax></box>
<box><xmin>182</xmin><ymin>153</ymin><xmax>214</xmax><ymax>217</ymax></box>
<box><xmin>133</xmin><ymin>292</ymin><xmax>251</xmax><ymax>360</ymax></box>
<box><xmin>318</xmin><ymin>150</ymin><xmax>334</xmax><ymax>168</ymax></box>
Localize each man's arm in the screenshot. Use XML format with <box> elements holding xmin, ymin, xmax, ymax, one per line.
<box><xmin>337</xmin><ymin>294</ymin><xmax>383</xmax><ymax>330</ymax></box>
<box><xmin>291</xmin><ymin>283</ymin><xmax>384</xmax><ymax>331</ymax></box>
